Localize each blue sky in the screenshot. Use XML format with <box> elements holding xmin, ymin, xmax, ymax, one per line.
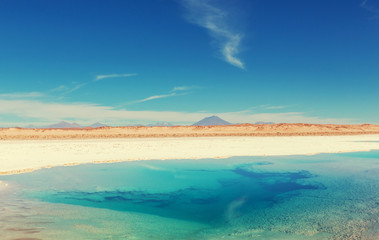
<box><xmin>0</xmin><ymin>0</ymin><xmax>378</xmax><ymax>126</ymax></box>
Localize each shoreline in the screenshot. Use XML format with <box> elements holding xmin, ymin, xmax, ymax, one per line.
<box><xmin>1</xmin><ymin>135</ymin><xmax>379</xmax><ymax>175</ymax></box>
<box><xmin>2</xmin><ymin>124</ymin><xmax>379</xmax><ymax>140</ymax></box>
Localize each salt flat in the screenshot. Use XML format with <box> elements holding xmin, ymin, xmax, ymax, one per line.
<box><xmin>1</xmin><ymin>135</ymin><xmax>379</xmax><ymax>175</ymax></box>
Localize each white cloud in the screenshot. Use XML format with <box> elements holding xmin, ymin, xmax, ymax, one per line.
<box><xmin>0</xmin><ymin>92</ymin><xmax>44</xmax><ymax>99</ymax></box>
<box><xmin>51</xmin><ymin>85</ymin><xmax>68</xmax><ymax>92</ymax></box>
<box><xmin>0</xmin><ymin>99</ymin><xmax>205</xmax><ymax>125</ymax></box>
<box><xmin>132</xmin><ymin>86</ymin><xmax>196</xmax><ymax>104</ymax></box>
<box><xmin>261</xmin><ymin>105</ymin><xmax>286</xmax><ymax>110</ymax></box>
<box><xmin>95</xmin><ymin>73</ymin><xmax>137</xmax><ymax>81</ymax></box>
<box><xmin>49</xmin><ymin>82</ymin><xmax>87</xmax><ymax>95</ymax></box>
<box><xmin>172</xmin><ymin>86</ymin><xmax>191</xmax><ymax>91</ymax></box>
<box><xmin>222</xmin><ymin>34</ymin><xmax>244</xmax><ymax>68</ymax></box>
<box><xmin>182</xmin><ymin>0</ymin><xmax>245</xmax><ymax>69</ymax></box>
<box><xmin>361</xmin><ymin>0</ymin><xmax>379</xmax><ymax>19</ymax></box>
<box><xmin>0</xmin><ymin>99</ymin><xmax>354</xmax><ymax>127</ymax></box>
<box><xmin>361</xmin><ymin>0</ymin><xmax>378</xmax><ymax>12</ymax></box>
<box><xmin>65</xmin><ymin>83</ymin><xmax>87</xmax><ymax>94</ymax></box>
<box><xmin>136</xmin><ymin>93</ymin><xmax>176</xmax><ymax>103</ymax></box>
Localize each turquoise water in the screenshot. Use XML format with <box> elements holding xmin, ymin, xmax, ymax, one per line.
<box><xmin>0</xmin><ymin>152</ymin><xmax>378</xmax><ymax>239</ymax></box>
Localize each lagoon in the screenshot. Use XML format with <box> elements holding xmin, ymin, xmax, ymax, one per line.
<box><xmin>1</xmin><ymin>151</ymin><xmax>378</xmax><ymax>239</ymax></box>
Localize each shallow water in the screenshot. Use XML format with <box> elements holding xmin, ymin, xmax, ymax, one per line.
<box><xmin>0</xmin><ymin>152</ymin><xmax>378</xmax><ymax>239</ymax></box>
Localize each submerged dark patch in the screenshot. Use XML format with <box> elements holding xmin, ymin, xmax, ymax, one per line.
<box><xmin>232</xmin><ymin>167</ymin><xmax>314</xmax><ymax>180</ymax></box>
<box><xmin>36</xmin><ymin>166</ymin><xmax>322</xmax><ymax>223</ymax></box>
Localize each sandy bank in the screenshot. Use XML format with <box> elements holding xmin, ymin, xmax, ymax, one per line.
<box><xmin>1</xmin><ymin>135</ymin><xmax>379</xmax><ymax>175</ymax></box>
<box><xmin>1</xmin><ymin>123</ymin><xmax>379</xmax><ymax>140</ymax></box>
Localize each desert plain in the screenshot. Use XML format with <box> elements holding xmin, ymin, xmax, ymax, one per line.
<box><xmin>2</xmin><ymin>123</ymin><xmax>379</xmax><ymax>139</ymax></box>
<box><xmin>1</xmin><ymin>123</ymin><xmax>379</xmax><ymax>175</ymax></box>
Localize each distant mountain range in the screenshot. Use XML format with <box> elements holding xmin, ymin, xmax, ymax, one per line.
<box><xmin>146</xmin><ymin>122</ymin><xmax>173</xmax><ymax>127</ymax></box>
<box><xmin>88</xmin><ymin>122</ymin><xmax>108</xmax><ymax>128</ymax></box>
<box><xmin>46</xmin><ymin>121</ymin><xmax>82</xmax><ymax>129</ymax></box>
<box><xmin>20</xmin><ymin>118</ymin><xmax>274</xmax><ymax>129</ymax></box>
<box><xmin>193</xmin><ymin>116</ymin><xmax>232</xmax><ymax>126</ymax></box>
<box><xmin>23</xmin><ymin>121</ymin><xmax>174</xmax><ymax>128</ymax></box>
<box><xmin>255</xmin><ymin>121</ymin><xmax>275</xmax><ymax>124</ymax></box>
<box><xmin>192</xmin><ymin>116</ymin><xmax>275</xmax><ymax>126</ymax></box>
<box><xmin>25</xmin><ymin>121</ymin><xmax>108</xmax><ymax>129</ymax></box>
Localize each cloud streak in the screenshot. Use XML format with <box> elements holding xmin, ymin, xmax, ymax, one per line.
<box><xmin>0</xmin><ymin>92</ymin><xmax>44</xmax><ymax>99</ymax></box>
<box><xmin>65</xmin><ymin>83</ymin><xmax>87</xmax><ymax>94</ymax></box>
<box><xmin>260</xmin><ymin>105</ymin><xmax>287</xmax><ymax>110</ymax></box>
<box><xmin>136</xmin><ymin>93</ymin><xmax>176</xmax><ymax>103</ymax></box>
<box><xmin>361</xmin><ymin>0</ymin><xmax>379</xmax><ymax>12</ymax></box>
<box><xmin>172</xmin><ymin>86</ymin><xmax>192</xmax><ymax>91</ymax></box>
<box><xmin>182</xmin><ymin>0</ymin><xmax>245</xmax><ymax>69</ymax></box>
<box><xmin>133</xmin><ymin>86</ymin><xmax>194</xmax><ymax>104</ymax></box>
<box><xmin>51</xmin><ymin>72</ymin><xmax>137</xmax><ymax>97</ymax></box>
<box><xmin>361</xmin><ymin>0</ymin><xmax>379</xmax><ymax>19</ymax></box>
<box><xmin>0</xmin><ymin>99</ymin><xmax>354</xmax><ymax>127</ymax></box>
<box><xmin>49</xmin><ymin>82</ymin><xmax>87</xmax><ymax>96</ymax></box>
<box><xmin>95</xmin><ymin>73</ymin><xmax>137</xmax><ymax>81</ymax></box>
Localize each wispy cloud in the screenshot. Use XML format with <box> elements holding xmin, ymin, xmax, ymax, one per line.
<box><xmin>49</xmin><ymin>82</ymin><xmax>87</xmax><ymax>95</ymax></box>
<box><xmin>136</xmin><ymin>93</ymin><xmax>176</xmax><ymax>103</ymax></box>
<box><xmin>264</xmin><ymin>106</ymin><xmax>286</xmax><ymax>110</ymax></box>
<box><xmin>172</xmin><ymin>86</ymin><xmax>192</xmax><ymax>91</ymax></box>
<box><xmin>51</xmin><ymin>85</ymin><xmax>69</xmax><ymax>92</ymax></box>
<box><xmin>361</xmin><ymin>0</ymin><xmax>379</xmax><ymax>18</ymax></box>
<box><xmin>247</xmin><ymin>104</ymin><xmax>288</xmax><ymax>111</ymax></box>
<box><xmin>0</xmin><ymin>92</ymin><xmax>44</xmax><ymax>99</ymax></box>
<box><xmin>172</xmin><ymin>86</ymin><xmax>200</xmax><ymax>92</ymax></box>
<box><xmin>259</xmin><ymin>104</ymin><xmax>287</xmax><ymax>110</ymax></box>
<box><xmin>65</xmin><ymin>83</ymin><xmax>87</xmax><ymax>94</ymax></box>
<box><xmin>182</xmin><ymin>0</ymin><xmax>245</xmax><ymax>69</ymax></box>
<box><xmin>95</xmin><ymin>73</ymin><xmax>137</xmax><ymax>82</ymax></box>
<box><xmin>132</xmin><ymin>86</ymin><xmax>195</xmax><ymax>104</ymax></box>
<box><xmin>50</xmin><ymin>73</ymin><xmax>137</xmax><ymax>96</ymax></box>
<box><xmin>0</xmin><ymin>84</ymin><xmax>85</xmax><ymax>101</ymax></box>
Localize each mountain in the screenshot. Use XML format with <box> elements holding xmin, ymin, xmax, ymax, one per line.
<box><xmin>24</xmin><ymin>124</ymin><xmax>38</xmax><ymax>128</ymax></box>
<box><xmin>193</xmin><ymin>116</ymin><xmax>232</xmax><ymax>126</ymax></box>
<box><xmin>46</xmin><ymin>121</ymin><xmax>82</xmax><ymax>129</ymax></box>
<box><xmin>146</xmin><ymin>122</ymin><xmax>173</xmax><ymax>127</ymax></box>
<box><xmin>89</xmin><ymin>122</ymin><xmax>107</xmax><ymax>128</ymax></box>
<box><xmin>255</xmin><ymin>121</ymin><xmax>275</xmax><ymax>124</ymax></box>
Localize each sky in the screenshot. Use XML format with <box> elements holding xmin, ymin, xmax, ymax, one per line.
<box><xmin>0</xmin><ymin>0</ymin><xmax>378</xmax><ymax>126</ymax></box>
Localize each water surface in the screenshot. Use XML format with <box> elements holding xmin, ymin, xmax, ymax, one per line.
<box><xmin>0</xmin><ymin>152</ymin><xmax>378</xmax><ymax>239</ymax></box>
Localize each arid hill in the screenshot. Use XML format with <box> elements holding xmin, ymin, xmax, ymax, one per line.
<box><xmin>1</xmin><ymin>123</ymin><xmax>379</xmax><ymax>140</ymax></box>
